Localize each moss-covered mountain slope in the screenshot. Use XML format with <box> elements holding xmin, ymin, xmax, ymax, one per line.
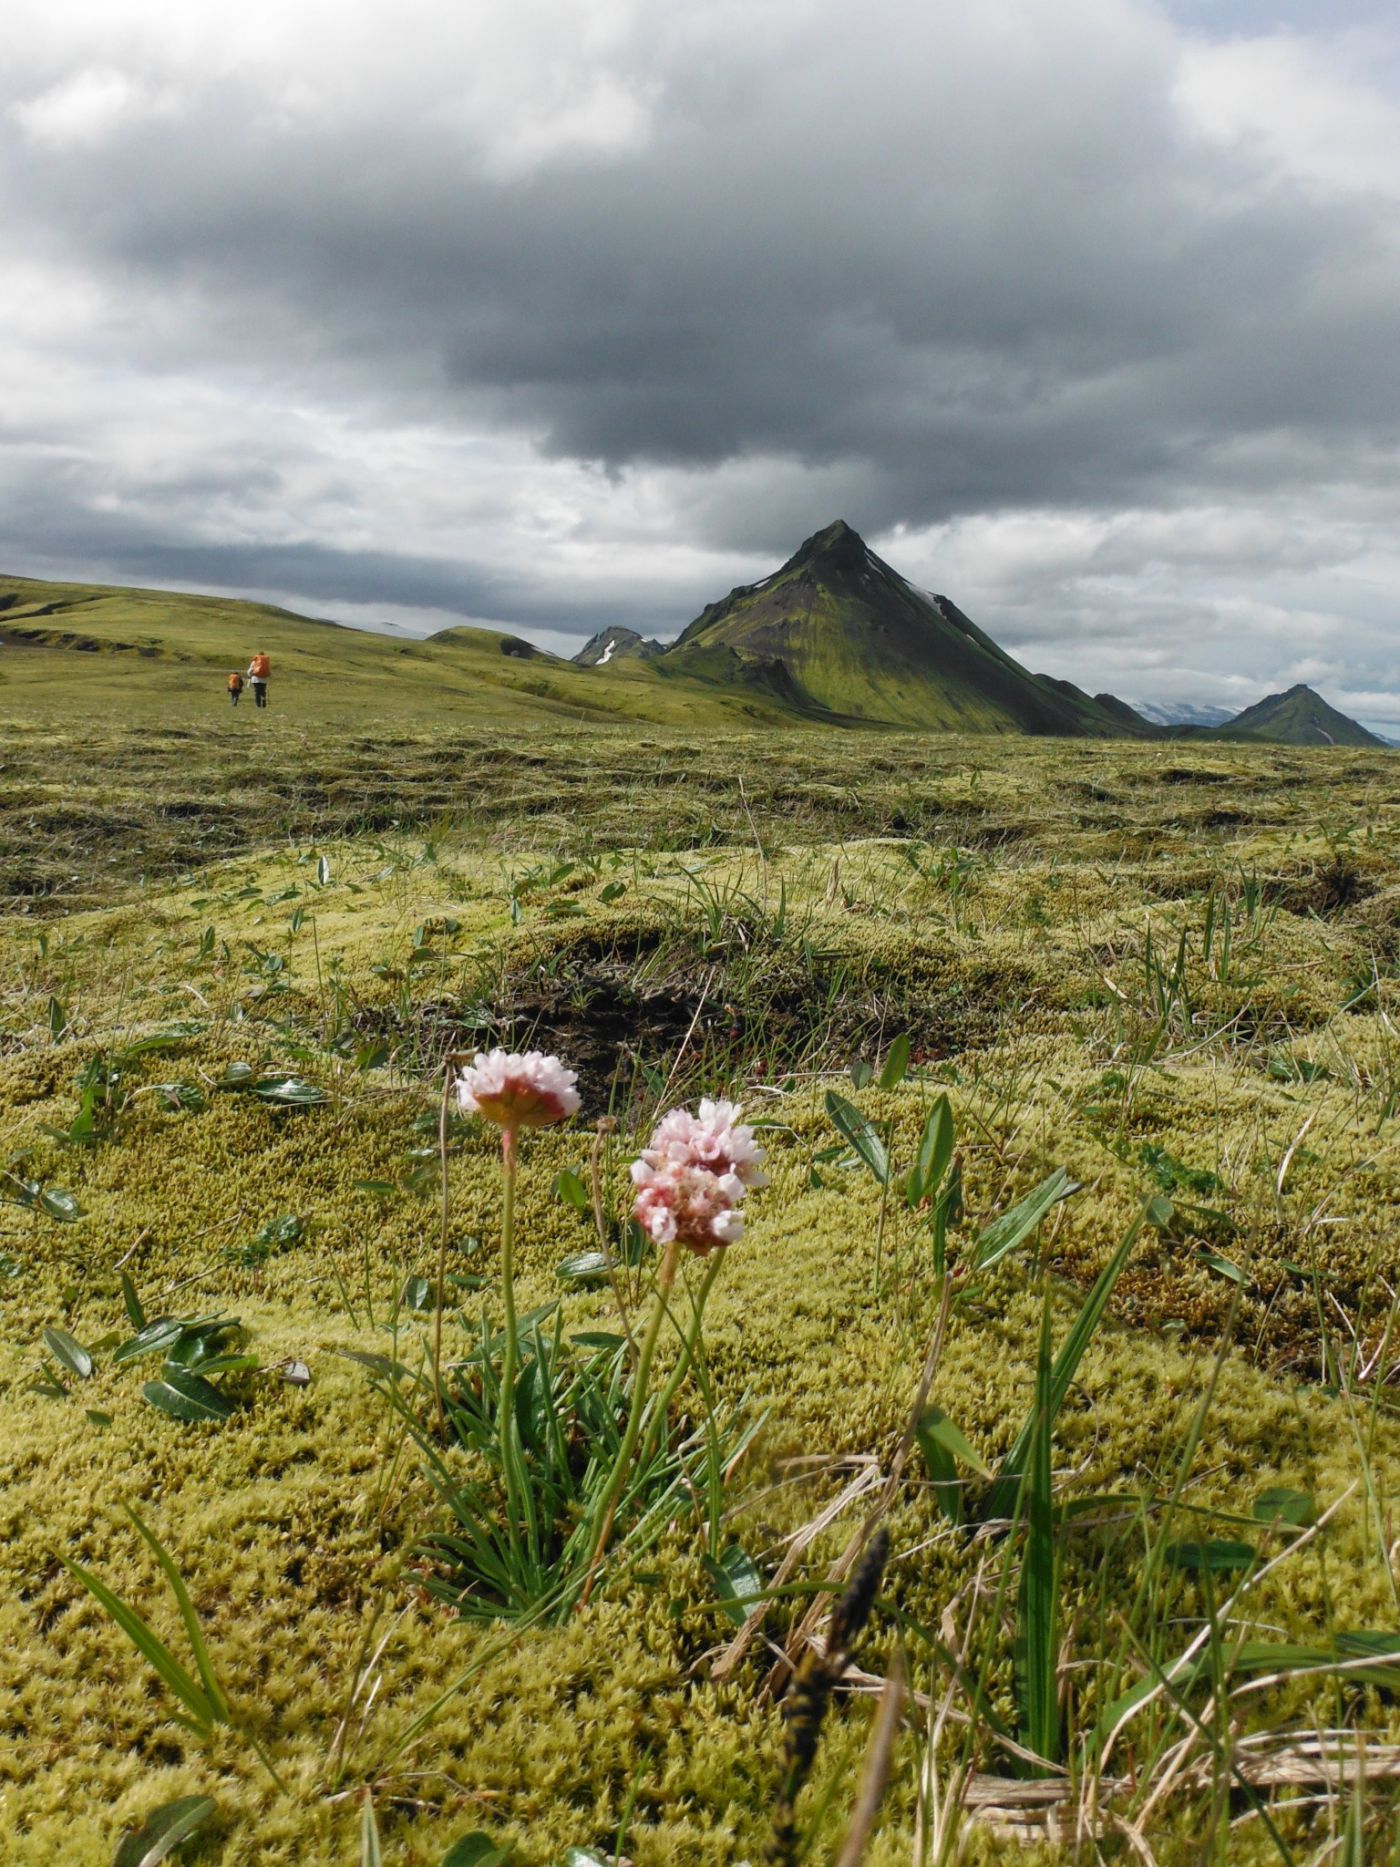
<box><xmin>664</xmin><ymin>521</ymin><xmax>1148</xmax><ymax>734</ymax></box>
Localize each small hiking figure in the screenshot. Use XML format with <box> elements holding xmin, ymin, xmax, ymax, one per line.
<box><xmin>227</xmin><ymin>670</ymin><xmax>245</xmax><ymax>707</ymax></box>
<box><xmin>248</xmin><ymin>652</ymin><xmax>270</xmax><ymax>708</ymax></box>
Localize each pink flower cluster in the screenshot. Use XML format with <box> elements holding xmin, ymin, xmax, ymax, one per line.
<box><xmin>631</xmin><ymin>1098</ymin><xmax>767</xmax><ymax>1254</ymax></box>
<box><xmin>455</xmin><ymin>1048</ymin><xmax>581</xmax><ymax>1131</ymax></box>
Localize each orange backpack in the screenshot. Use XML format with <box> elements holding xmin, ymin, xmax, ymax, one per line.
<box><xmin>250</xmin><ymin>654</ymin><xmax>270</xmax><ymax>679</ymax></box>
<box><xmin>228</xmin><ymin>671</ymin><xmax>243</xmax><ymax>691</ymax></box>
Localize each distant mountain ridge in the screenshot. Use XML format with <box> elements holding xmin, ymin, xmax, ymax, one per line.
<box><xmin>566</xmin><ymin>520</ymin><xmax>1383</xmax><ymax>747</ymax></box>
<box><xmin>1133</xmin><ymin>700</ymin><xmax>1235</xmax><ymax>729</ymax></box>
<box><xmin>645</xmin><ymin>520</ymin><xmax>1147</xmax><ymax>735</ymax></box>
<box><xmin>1</xmin><ymin>546</ymin><xmax>1387</xmax><ymax>749</ymax></box>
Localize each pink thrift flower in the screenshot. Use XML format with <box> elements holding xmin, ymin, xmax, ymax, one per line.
<box><xmin>630</xmin><ymin>1099</ymin><xmax>766</xmax><ymax>1254</ymax></box>
<box><xmin>638</xmin><ymin>1098</ymin><xmax>769</xmax><ymax>1189</ymax></box>
<box><xmin>455</xmin><ymin>1048</ymin><xmax>580</xmax><ymax>1131</ymax></box>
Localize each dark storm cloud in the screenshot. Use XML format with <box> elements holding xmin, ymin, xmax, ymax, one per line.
<box><xmin>1</xmin><ymin>0</ymin><xmax>1399</xmax><ymax>697</ymax></box>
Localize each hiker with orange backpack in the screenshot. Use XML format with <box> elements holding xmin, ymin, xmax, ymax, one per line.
<box><xmin>227</xmin><ymin>670</ymin><xmax>245</xmax><ymax>707</ymax></box>
<box><xmin>247</xmin><ymin>652</ymin><xmax>270</xmax><ymax>708</ymax></box>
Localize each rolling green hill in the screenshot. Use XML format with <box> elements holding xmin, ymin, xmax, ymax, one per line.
<box><xmin>0</xmin><ymin>573</ymin><xmax>797</xmax><ymax>732</ymax></box>
<box><xmin>661</xmin><ymin>520</ymin><xmax>1149</xmax><ymax>735</ymax></box>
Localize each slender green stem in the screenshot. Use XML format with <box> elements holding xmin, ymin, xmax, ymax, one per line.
<box><xmin>431</xmin><ymin>1060</ymin><xmax>453</xmax><ymax>1438</ymax></box>
<box><xmin>497</xmin><ymin>1128</ymin><xmax>521</xmax><ymax>1552</ymax></box>
<box><xmin>638</xmin><ymin>1252</ymin><xmax>725</xmax><ymax>1473</ymax></box>
<box><xmin>578</xmin><ymin>1238</ymin><xmax>680</xmax><ymax>1607</ymax></box>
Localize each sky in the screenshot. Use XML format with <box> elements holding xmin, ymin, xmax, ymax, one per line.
<box><xmin>3</xmin><ymin>0</ymin><xmax>1400</xmax><ymax>721</ymax></box>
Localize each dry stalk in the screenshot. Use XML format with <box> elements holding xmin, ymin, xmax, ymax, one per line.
<box><xmin>711</xmin><ymin>1458</ymin><xmax>885</xmax><ymax>1684</ymax></box>
<box><xmin>761</xmin><ymin>1276</ymin><xmax>954</xmax><ymax>1705</ymax></box>
<box><xmin>764</xmin><ymin>1530</ymin><xmax>890</xmax><ymax>1866</ymax></box>
<box><xmin>833</xmin><ymin>1650</ymin><xmax>906</xmax><ymax>1867</ymax></box>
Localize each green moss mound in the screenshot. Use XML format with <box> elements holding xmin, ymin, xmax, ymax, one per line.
<box><xmin>3</xmin><ymin>718</ymin><xmax>1400</xmax><ymax>1861</ymax></box>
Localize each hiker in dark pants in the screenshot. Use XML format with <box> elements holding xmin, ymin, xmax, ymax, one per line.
<box><xmin>227</xmin><ymin>671</ymin><xmax>245</xmax><ymax>707</ymax></box>
<box><xmin>248</xmin><ymin>652</ymin><xmax>270</xmax><ymax>708</ymax></box>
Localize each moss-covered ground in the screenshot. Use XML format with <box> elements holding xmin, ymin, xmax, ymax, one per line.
<box><xmin>3</xmin><ymin>694</ymin><xmax>1400</xmax><ymax>1863</ymax></box>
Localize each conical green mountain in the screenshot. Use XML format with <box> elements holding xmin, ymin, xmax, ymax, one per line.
<box><xmin>1222</xmin><ymin>683</ymin><xmax>1383</xmax><ymax>748</ymax></box>
<box><xmin>661</xmin><ymin>520</ymin><xmax>1145</xmax><ymax>734</ymax></box>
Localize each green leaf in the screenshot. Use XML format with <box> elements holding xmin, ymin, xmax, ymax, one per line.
<box><xmin>1164</xmin><ymin>1540</ymin><xmax>1257</xmax><ymax>1574</ymax></box>
<box><xmin>143</xmin><ymin>1371</ymin><xmax>236</xmax><ymax>1424</ymax></box>
<box><xmin>569</xmin><ymin>1331</ymin><xmax>628</xmax><ymax>1352</ymax></box>
<box><xmin>252</xmin><ymin>1214</ymin><xmax>304</xmax><ymax>1251</ymax></box>
<box><xmin>878</xmin><ymin>1033</ymin><xmax>912</xmax><ymax>1090</ymax></box>
<box><xmin>119</xmin><ymin>1025</ymin><xmax>203</xmax><ymax>1060</ymax></box>
<box><xmin>1196</xmin><ymin>1249</ymin><xmax>1247</xmax><ymax>1285</ymax></box>
<box><xmin>316</xmin><ymin>854</ymin><xmax>331</xmax><ymax>885</ymax></box>
<box><xmin>360</xmin><ymin>1794</ymin><xmax>382</xmax><ymax>1867</ymax></box>
<box><xmin>353</xmin><ymin>1179</ymin><xmax>400</xmax><ymax>1199</ymax></box>
<box><xmin>554</xmin><ymin>1169</ymin><xmax>591</xmax><ymax>1210</ymax></box>
<box><xmin>1335</xmin><ymin>1631</ymin><xmax>1400</xmax><ymax>1686</ymax></box>
<box><xmin>908</xmin><ymin>1093</ymin><xmax>955</xmax><ymax>1208</ymax></box>
<box><xmin>982</xmin><ymin>1206</ymin><xmax>1144</xmax><ymax>1522</ymax></box>
<box><xmin>119</xmin><ymin>1272</ymin><xmax>146</xmax><ymax>1331</ymax></box>
<box><xmin>916</xmin><ymin>1425</ymin><xmax>961</xmax><ymax>1524</ymax></box>
<box><xmin>973</xmin><ymin>1168</ymin><xmax>1077</xmax><ymax>1273</ymax></box>
<box><xmin>848</xmin><ymin>1060</ymin><xmax>874</xmax><ymax>1091</ymax></box>
<box><xmin>114</xmin><ymin>1315</ymin><xmax>235</xmax><ymax>1366</ymax></box>
<box><xmin>1268</xmin><ymin>1055</ymin><xmax>1331</xmax><ymax>1083</ymax></box>
<box><xmin>166</xmin><ymin>1351</ymin><xmax>257</xmax><ymax>1379</ymax></box>
<box><xmin>556</xmin><ymin>1250</ymin><xmax>613</xmax><ymax>1288</ymax></box>
<box><xmin>48</xmin><ymin>996</ymin><xmax>67</xmax><ymax>1043</ymax></box>
<box><xmin>401</xmin><ymin>1275</ymin><xmax>436</xmax><ymax>1313</ymax></box>
<box><xmin>114</xmin><ymin>1319</ymin><xmax>190</xmax><ymax>1364</ymax></box>
<box><xmin>124</xmin><ymin>1507</ymin><xmax>230</xmax><ymax>1723</ymax></box>
<box><xmin>30</xmin><ymin>1365</ymin><xmax>68</xmax><ymax>1400</ymax></box>
<box><xmin>44</xmin><ymin>1326</ymin><xmax>93</xmax><ymax>1380</ymax></box>
<box><xmin>915</xmin><ymin>1405</ymin><xmax>992</xmax><ymax>1479</ymax></box>
<box><xmin>442</xmin><ymin>1833</ymin><xmax>511</xmax><ymax>1867</ymax></box>
<box><xmin>252</xmin><ymin>1076</ymin><xmax>328</xmax><ymax>1107</ymax></box>
<box><xmin>824</xmin><ymin>1089</ymin><xmax>888</xmax><ymax>1185</ymax></box>
<box><xmin>1253</xmin><ymin>1487</ymin><xmax>1317</xmax><ymax>1529</ymax></box>
<box><xmin>56</xmin><ymin>1552</ymin><xmax>221</xmax><ymax>1734</ymax></box>
<box><xmin>39</xmin><ymin>1186</ymin><xmax>85</xmax><ymax>1223</ymax></box>
<box><xmin>701</xmin><ymin>1544</ymin><xmax>763</xmax><ymax>1627</ymax></box>
<box><xmin>557</xmin><ymin>1853</ymin><xmax>611</xmax><ymax>1867</ymax></box>
<box><xmin>114</xmin><ymin>1794</ymin><xmax>217</xmax><ymax>1867</ymax></box>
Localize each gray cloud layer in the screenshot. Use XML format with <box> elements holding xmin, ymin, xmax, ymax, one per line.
<box><xmin>2</xmin><ymin>0</ymin><xmax>1399</xmax><ymax>714</ymax></box>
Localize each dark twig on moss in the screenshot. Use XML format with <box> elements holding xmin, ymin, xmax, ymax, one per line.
<box><xmin>764</xmin><ymin>1529</ymin><xmax>890</xmax><ymax>1866</ymax></box>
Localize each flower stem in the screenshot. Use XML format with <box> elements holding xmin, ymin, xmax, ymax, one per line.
<box><xmin>432</xmin><ymin>1059</ymin><xmax>454</xmax><ymax>1439</ymax></box>
<box><xmin>590</xmin><ymin>1119</ymin><xmax>638</xmax><ymax>1361</ymax></box>
<box><xmin>637</xmin><ymin>1251</ymin><xmax>724</xmax><ymax>1474</ymax></box>
<box><xmin>497</xmin><ymin>1128</ymin><xmax>521</xmax><ymax>1550</ymax></box>
<box><xmin>577</xmin><ymin>1237</ymin><xmax>680</xmax><ymax>1609</ymax></box>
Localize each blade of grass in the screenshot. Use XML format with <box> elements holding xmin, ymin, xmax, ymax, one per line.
<box><xmin>54</xmin><ymin>1550</ymin><xmax>221</xmax><ymax>1734</ymax></box>
<box><xmin>124</xmin><ymin>1505</ymin><xmax>230</xmax><ymax>1722</ymax></box>
<box><xmin>983</xmin><ymin>1205</ymin><xmax>1149</xmax><ymax>1521</ymax></box>
<box><xmin>1017</xmin><ymin>1295</ymin><xmax>1058</xmax><ymax>1772</ymax></box>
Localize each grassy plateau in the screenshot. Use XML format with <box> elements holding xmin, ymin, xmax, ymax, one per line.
<box><xmin>3</xmin><ymin>576</ymin><xmax>1400</xmax><ymax>1865</ymax></box>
